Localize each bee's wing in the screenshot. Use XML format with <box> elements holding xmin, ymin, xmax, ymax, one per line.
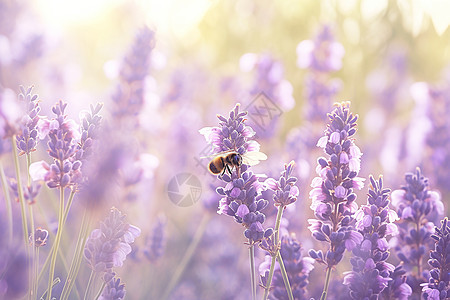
<box><xmin>242</xmin><ymin>151</ymin><xmax>268</xmax><ymax>166</ymax></box>
<box><xmin>200</xmin><ymin>149</ymin><xmax>235</xmax><ymax>159</ymax></box>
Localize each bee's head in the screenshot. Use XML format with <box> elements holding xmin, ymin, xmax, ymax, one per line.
<box><xmin>229</xmin><ymin>153</ymin><xmax>242</xmax><ymax>166</ymax></box>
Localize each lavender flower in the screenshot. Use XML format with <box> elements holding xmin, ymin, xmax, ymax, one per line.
<box><xmin>99</xmin><ymin>272</ymin><xmax>126</xmax><ymax>300</ymax></box>
<box><xmin>421</xmin><ymin>217</ymin><xmax>450</xmax><ymax>299</ymax></box>
<box><xmin>239</xmin><ymin>53</ymin><xmax>294</xmax><ymax>139</ymax></box>
<box><xmin>260</xmin><ymin>234</ymin><xmax>315</xmax><ymax>299</ymax></box>
<box><xmin>15</xmin><ymin>85</ymin><xmax>42</xmax><ymax>155</ymax></box>
<box><xmin>75</xmin><ymin>102</ymin><xmax>103</xmax><ymax>162</ymax></box>
<box><xmin>144</xmin><ymin>214</ymin><xmax>166</xmax><ymax>262</ymax></box>
<box><xmin>391</xmin><ymin>168</ymin><xmax>444</xmax><ymax>295</ymax></box>
<box><xmin>241</xmin><ymin>52</ymin><xmax>295</xmax><ymax>111</ymax></box>
<box><xmin>380</xmin><ymin>265</ymin><xmax>413</xmax><ymax>300</ymax></box>
<box><xmin>112</xmin><ymin>27</ymin><xmax>155</xmax><ymax>122</ymax></box>
<box><xmin>297</xmin><ymin>25</ymin><xmax>345</xmax><ymax>72</ymax></box>
<box><xmin>29</xmin><ymin>100</ymin><xmax>81</xmax><ymax>189</ymax></box>
<box><xmin>200</xmin><ymin>103</ymin><xmax>269</xmax><ymax>243</ymax></box>
<box><xmin>84</xmin><ymin>207</ymin><xmax>141</xmax><ymax>273</ymax></box>
<box><xmin>9</xmin><ymin>178</ymin><xmax>41</xmax><ymax>204</ymax></box>
<box><xmin>411</xmin><ymin>79</ymin><xmax>450</xmax><ymax>195</ymax></box>
<box><xmin>264</xmin><ymin>161</ymin><xmax>299</xmax><ymax>207</ymax></box>
<box><xmin>29</xmin><ymin>227</ymin><xmax>48</xmax><ymax>247</ymax></box>
<box><xmin>343</xmin><ymin>176</ymin><xmax>400</xmax><ymax>299</ymax></box>
<box><xmin>297</xmin><ymin>25</ymin><xmax>344</xmax><ymax>122</ymax></box>
<box><xmin>308</xmin><ymin>102</ymin><xmax>364</xmax><ymax>268</ymax></box>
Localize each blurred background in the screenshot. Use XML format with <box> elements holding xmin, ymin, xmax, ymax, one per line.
<box><xmin>0</xmin><ymin>0</ymin><xmax>449</xmax><ymax>299</ymax></box>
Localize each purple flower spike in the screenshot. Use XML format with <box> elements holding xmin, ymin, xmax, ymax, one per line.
<box><xmin>264</xmin><ymin>160</ymin><xmax>299</xmax><ymax>207</ymax></box>
<box><xmin>380</xmin><ymin>265</ymin><xmax>413</xmax><ymax>300</ymax></box>
<box><xmin>391</xmin><ymin>167</ymin><xmax>444</xmax><ymax>295</ymax></box>
<box><xmin>421</xmin><ymin>217</ymin><xmax>450</xmax><ymax>299</ymax></box>
<box><xmin>15</xmin><ymin>85</ymin><xmax>42</xmax><ymax>155</ymax></box>
<box><xmin>144</xmin><ymin>215</ymin><xmax>166</xmax><ymax>262</ymax></box>
<box><xmin>99</xmin><ymin>272</ymin><xmax>126</xmax><ymax>300</ymax></box>
<box><xmin>343</xmin><ymin>175</ymin><xmax>401</xmax><ymax>299</ymax></box>
<box><xmin>308</xmin><ymin>102</ymin><xmax>364</xmax><ymax>268</ymax></box>
<box><xmin>112</xmin><ymin>27</ymin><xmax>155</xmax><ymax>124</ymax></box>
<box><xmin>200</xmin><ymin>104</ymin><xmax>268</xmax><ymax>244</ymax></box>
<box><xmin>84</xmin><ymin>207</ymin><xmax>140</xmax><ymax>273</ymax></box>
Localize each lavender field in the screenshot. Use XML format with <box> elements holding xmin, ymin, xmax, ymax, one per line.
<box><xmin>1</xmin><ymin>1</ymin><xmax>450</xmax><ymax>299</ymax></box>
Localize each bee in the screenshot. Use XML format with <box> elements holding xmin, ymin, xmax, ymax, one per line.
<box><xmin>207</xmin><ymin>150</ymin><xmax>267</xmax><ymax>176</ymax></box>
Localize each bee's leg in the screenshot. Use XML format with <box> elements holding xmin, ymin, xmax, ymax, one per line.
<box><xmin>225</xmin><ymin>165</ymin><xmax>232</xmax><ymax>176</ymax></box>
<box><xmin>236</xmin><ymin>166</ymin><xmax>241</xmax><ymax>178</ymax></box>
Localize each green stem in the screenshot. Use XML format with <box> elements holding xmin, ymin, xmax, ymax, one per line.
<box><xmin>37</xmin><ymin>190</ymin><xmax>76</xmax><ymax>283</ymax></box>
<box><xmin>28</xmin><ymin>204</ymin><xmax>35</xmax><ymax>299</ymax></box>
<box><xmin>40</xmin><ymin>278</ymin><xmax>61</xmax><ymax>300</ymax></box>
<box><xmin>46</xmin><ymin>186</ymin><xmax>65</xmax><ymax>300</ymax></box>
<box><xmin>276</xmin><ymin>252</ymin><xmax>293</xmax><ymax>300</ymax></box>
<box><xmin>94</xmin><ymin>281</ymin><xmax>106</xmax><ymax>300</ymax></box>
<box><xmin>262</xmin><ymin>205</ymin><xmax>285</xmax><ymax>300</ymax></box>
<box><xmin>320</xmin><ymin>267</ymin><xmax>333</xmax><ymax>300</ymax></box>
<box><xmin>11</xmin><ymin>136</ymin><xmax>28</xmax><ymax>245</ymax></box>
<box><xmin>160</xmin><ymin>213</ymin><xmax>211</xmax><ymax>300</ymax></box>
<box><xmin>0</xmin><ymin>161</ymin><xmax>13</xmax><ymax>244</ymax></box>
<box><xmin>84</xmin><ymin>270</ymin><xmax>96</xmax><ymax>300</ymax></box>
<box><xmin>35</xmin><ymin>247</ymin><xmax>40</xmax><ymax>300</ymax></box>
<box><xmin>249</xmin><ymin>244</ymin><xmax>256</xmax><ymax>300</ymax></box>
<box><xmin>26</xmin><ymin>153</ymin><xmax>37</xmax><ymax>300</ymax></box>
<box><xmin>61</xmin><ymin>208</ymin><xmax>90</xmax><ymax>300</ymax></box>
<box><xmin>262</xmin><ymin>254</ymin><xmax>277</xmax><ymax>300</ymax></box>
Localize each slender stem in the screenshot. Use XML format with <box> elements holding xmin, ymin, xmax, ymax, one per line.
<box><xmin>262</xmin><ymin>255</ymin><xmax>277</xmax><ymax>300</ymax></box>
<box><xmin>61</xmin><ymin>208</ymin><xmax>90</xmax><ymax>300</ymax></box>
<box><xmin>46</xmin><ymin>186</ymin><xmax>65</xmax><ymax>300</ymax></box>
<box><xmin>0</xmin><ymin>161</ymin><xmax>13</xmax><ymax>244</ymax></box>
<box><xmin>26</xmin><ymin>153</ymin><xmax>37</xmax><ymax>300</ymax></box>
<box><xmin>320</xmin><ymin>267</ymin><xmax>333</xmax><ymax>300</ymax></box>
<box><xmin>160</xmin><ymin>213</ymin><xmax>211</xmax><ymax>299</ymax></box>
<box><xmin>11</xmin><ymin>136</ymin><xmax>28</xmax><ymax>245</ymax></box>
<box><xmin>37</xmin><ymin>190</ymin><xmax>76</xmax><ymax>283</ymax></box>
<box><xmin>35</xmin><ymin>247</ymin><xmax>40</xmax><ymax>300</ymax></box>
<box><xmin>94</xmin><ymin>281</ymin><xmax>106</xmax><ymax>300</ymax></box>
<box><xmin>84</xmin><ymin>270</ymin><xmax>96</xmax><ymax>300</ymax></box>
<box><xmin>249</xmin><ymin>244</ymin><xmax>256</xmax><ymax>300</ymax></box>
<box><xmin>274</xmin><ymin>205</ymin><xmax>284</xmax><ymax>243</ymax></box>
<box><xmin>276</xmin><ymin>252</ymin><xmax>293</xmax><ymax>300</ymax></box>
<box><xmin>34</xmin><ymin>247</ymin><xmax>39</xmax><ymax>297</ymax></box>
<box><xmin>40</xmin><ymin>278</ymin><xmax>61</xmax><ymax>300</ymax></box>
<box><xmin>28</xmin><ymin>204</ymin><xmax>35</xmax><ymax>299</ymax></box>
<box><xmin>263</xmin><ymin>205</ymin><xmax>286</xmax><ymax>300</ymax></box>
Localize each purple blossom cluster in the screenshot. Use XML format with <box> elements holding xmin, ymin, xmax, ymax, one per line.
<box><xmin>297</xmin><ymin>25</ymin><xmax>344</xmax><ymax>122</ymax></box>
<box><xmin>84</xmin><ymin>207</ymin><xmax>141</xmax><ymax>273</ymax></box>
<box><xmin>8</xmin><ymin>179</ymin><xmax>41</xmax><ymax>204</ymax></box>
<box><xmin>308</xmin><ymin>102</ymin><xmax>364</xmax><ymax>268</ymax></box>
<box><xmin>99</xmin><ymin>272</ymin><xmax>126</xmax><ymax>300</ymax></box>
<box><xmin>29</xmin><ymin>101</ymin><xmax>81</xmax><ymax>188</ymax></box>
<box><xmin>264</xmin><ymin>161</ymin><xmax>299</xmax><ymax>207</ymax></box>
<box><xmin>421</xmin><ymin>217</ymin><xmax>450</xmax><ymax>299</ymax></box>
<box><xmin>391</xmin><ymin>168</ymin><xmax>444</xmax><ymax>295</ymax></box>
<box><xmin>75</xmin><ymin>103</ymin><xmax>103</xmax><ymax>162</ymax></box>
<box><xmin>417</xmin><ymin>79</ymin><xmax>450</xmax><ymax>194</ymax></box>
<box><xmin>380</xmin><ymin>265</ymin><xmax>413</xmax><ymax>300</ymax></box>
<box><xmin>112</xmin><ymin>26</ymin><xmax>155</xmax><ymax>122</ymax></box>
<box><xmin>200</xmin><ymin>104</ymin><xmax>269</xmax><ymax>243</ymax></box>
<box><xmin>260</xmin><ymin>234</ymin><xmax>315</xmax><ymax>300</ymax></box>
<box><xmin>144</xmin><ymin>215</ymin><xmax>166</xmax><ymax>262</ymax></box>
<box><xmin>15</xmin><ymin>86</ymin><xmax>41</xmax><ymax>155</ymax></box>
<box><xmin>343</xmin><ymin>176</ymin><xmax>405</xmax><ymax>299</ymax></box>
<box><xmin>241</xmin><ymin>53</ymin><xmax>293</xmax><ymax>109</ymax></box>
